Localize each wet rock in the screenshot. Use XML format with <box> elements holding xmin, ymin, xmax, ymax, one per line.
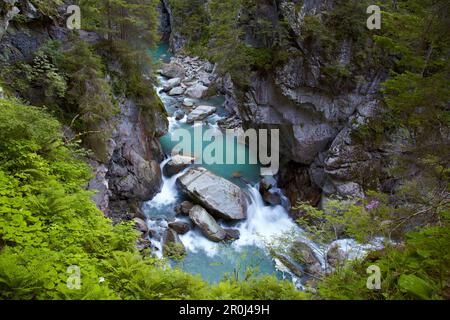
<box><xmin>185</xmin><ymin>82</ymin><xmax>208</xmax><ymax>99</ymax></box>
<box><xmin>169</xmin><ymin>221</ymin><xmax>192</xmax><ymax>235</ymax></box>
<box><xmin>189</xmin><ymin>205</ymin><xmax>227</xmax><ymax>242</ymax></box>
<box><xmin>134</xmin><ymin>218</ymin><xmax>149</xmax><ymax>237</ymax></box>
<box><xmin>163</xmin><ymin>228</ymin><xmax>186</xmax><ymax>258</ymax></box>
<box><xmin>174</xmin><ymin>109</ymin><xmax>186</xmax><ymax>121</ymax></box>
<box><xmin>178</xmin><ymin>167</ymin><xmax>247</xmax><ymax>221</ymax></box>
<box><xmin>183</xmin><ymin>98</ymin><xmax>195</xmax><ymax>107</ymax></box>
<box><xmin>261</xmin><ymin>190</ymin><xmax>282</xmax><ymax>206</ymax></box>
<box><xmin>290</xmin><ymin>241</ymin><xmax>323</xmax><ymax>277</ymax></box>
<box><xmin>224</xmin><ymin>228</ymin><xmax>241</xmax><ymax>241</ymax></box>
<box><xmin>260</xmin><ymin>176</ymin><xmax>277</xmax><ymax>191</ymax></box>
<box><xmin>163</xmin><ymin>77</ymin><xmax>181</xmax><ymax>91</ymax></box>
<box><xmin>0</xmin><ymin>4</ymin><xmax>20</xmax><ymax>40</ymax></box>
<box><xmin>204</xmin><ymin>61</ymin><xmax>215</xmax><ymax>73</ymax></box>
<box><xmin>163</xmin><ymin>155</ymin><xmax>195</xmax><ymax>177</ymax></box>
<box><xmin>168</xmin><ymin>86</ymin><xmax>184</xmax><ymax>96</ymax></box>
<box><xmin>88</xmin><ymin>163</ymin><xmax>110</xmax><ymax>213</ymax></box>
<box><xmin>326</xmin><ymin>243</ymin><xmax>347</xmax><ymax>268</ymax></box>
<box><xmin>175</xmin><ymin>201</ymin><xmax>195</xmax><ymax>216</ymax></box>
<box><xmin>186</xmin><ymin>105</ymin><xmax>217</xmax><ymax>124</ymax></box>
<box><xmin>161</xmin><ymin>62</ymin><xmax>185</xmax><ymax>79</ymax></box>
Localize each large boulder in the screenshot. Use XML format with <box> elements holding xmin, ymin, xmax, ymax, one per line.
<box><xmin>185</xmin><ymin>82</ymin><xmax>208</xmax><ymax>99</ymax></box>
<box><xmin>163</xmin><ymin>77</ymin><xmax>181</xmax><ymax>91</ymax></box>
<box><xmin>161</xmin><ymin>62</ymin><xmax>185</xmax><ymax>79</ymax></box>
<box><xmin>186</xmin><ymin>105</ymin><xmax>217</xmax><ymax>124</ymax></box>
<box><xmin>163</xmin><ymin>155</ymin><xmax>195</xmax><ymax>177</ymax></box>
<box><xmin>177</xmin><ymin>167</ymin><xmax>247</xmax><ymax>220</ymax></box>
<box><xmin>189</xmin><ymin>205</ymin><xmax>227</xmax><ymax>242</ymax></box>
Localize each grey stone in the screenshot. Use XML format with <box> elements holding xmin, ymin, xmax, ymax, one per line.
<box><xmin>163</xmin><ymin>77</ymin><xmax>181</xmax><ymax>91</ymax></box>
<box><xmin>161</xmin><ymin>62</ymin><xmax>185</xmax><ymax>79</ymax></box>
<box><xmin>169</xmin><ymin>221</ymin><xmax>192</xmax><ymax>235</ymax></box>
<box><xmin>224</xmin><ymin>228</ymin><xmax>241</xmax><ymax>241</ymax></box>
<box><xmin>290</xmin><ymin>241</ymin><xmax>323</xmax><ymax>277</ymax></box>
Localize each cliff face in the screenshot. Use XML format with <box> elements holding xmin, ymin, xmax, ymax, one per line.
<box><xmin>0</xmin><ymin>0</ymin><xmax>168</xmax><ymax>221</ymax></box>
<box><xmin>163</xmin><ymin>0</ymin><xmax>389</xmax><ymax>208</ymax></box>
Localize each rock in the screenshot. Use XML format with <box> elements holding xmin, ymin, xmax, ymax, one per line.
<box><xmin>260</xmin><ymin>176</ymin><xmax>277</xmax><ymax>191</ymax></box>
<box><xmin>78</xmin><ymin>30</ymin><xmax>101</xmax><ymax>45</ymax></box>
<box><xmin>326</xmin><ymin>243</ymin><xmax>347</xmax><ymax>268</ymax></box>
<box><xmin>163</xmin><ymin>77</ymin><xmax>181</xmax><ymax>91</ymax></box>
<box><xmin>198</xmin><ymin>72</ymin><xmax>212</xmax><ymax>86</ymax></box>
<box><xmin>0</xmin><ymin>5</ymin><xmax>20</xmax><ymax>40</ymax></box>
<box><xmin>175</xmin><ymin>201</ymin><xmax>194</xmax><ymax>216</ymax></box>
<box><xmin>290</xmin><ymin>241</ymin><xmax>323</xmax><ymax>276</ymax></box>
<box><xmin>134</xmin><ymin>218</ymin><xmax>149</xmax><ymax>236</ymax></box>
<box><xmin>232</xmin><ymin>171</ymin><xmax>243</xmax><ymax>178</ymax></box>
<box><xmin>161</xmin><ymin>62</ymin><xmax>185</xmax><ymax>79</ymax></box>
<box><xmin>136</xmin><ymin>238</ymin><xmax>152</xmax><ymax>252</ymax></box>
<box><xmin>163</xmin><ymin>228</ymin><xmax>186</xmax><ymax>258</ymax></box>
<box><xmin>224</xmin><ymin>228</ymin><xmax>240</xmax><ymax>241</ymax></box>
<box><xmin>163</xmin><ymin>155</ymin><xmax>195</xmax><ymax>177</ymax></box>
<box><xmin>186</xmin><ymin>105</ymin><xmax>217</xmax><ymax>124</ymax></box>
<box><xmin>204</xmin><ymin>61</ymin><xmax>215</xmax><ymax>73</ymax></box>
<box><xmin>182</xmin><ymin>98</ymin><xmax>195</xmax><ymax>107</ymax></box>
<box><xmin>273</xmin><ymin>252</ymin><xmax>303</xmax><ymax>278</ymax></box>
<box><xmin>185</xmin><ymin>83</ymin><xmax>208</xmax><ymax>99</ymax></box>
<box><xmin>168</xmin><ymin>86</ymin><xmax>184</xmax><ymax>96</ymax></box>
<box><xmin>87</xmin><ymin>163</ymin><xmax>110</xmax><ymax>213</ymax></box>
<box><xmin>189</xmin><ymin>205</ymin><xmax>227</xmax><ymax>242</ymax></box>
<box><xmin>261</xmin><ymin>190</ymin><xmax>282</xmax><ymax>206</ymax></box>
<box><xmin>174</xmin><ymin>109</ymin><xmax>186</xmax><ymax>121</ymax></box>
<box><xmin>0</xmin><ymin>85</ymin><xmax>4</xmax><ymax>99</ymax></box>
<box><xmin>169</xmin><ymin>221</ymin><xmax>192</xmax><ymax>235</ymax></box>
<box><xmin>259</xmin><ymin>177</ymin><xmax>282</xmax><ymax>206</ymax></box>
<box><xmin>178</xmin><ymin>167</ymin><xmax>247</xmax><ymax>221</ymax></box>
